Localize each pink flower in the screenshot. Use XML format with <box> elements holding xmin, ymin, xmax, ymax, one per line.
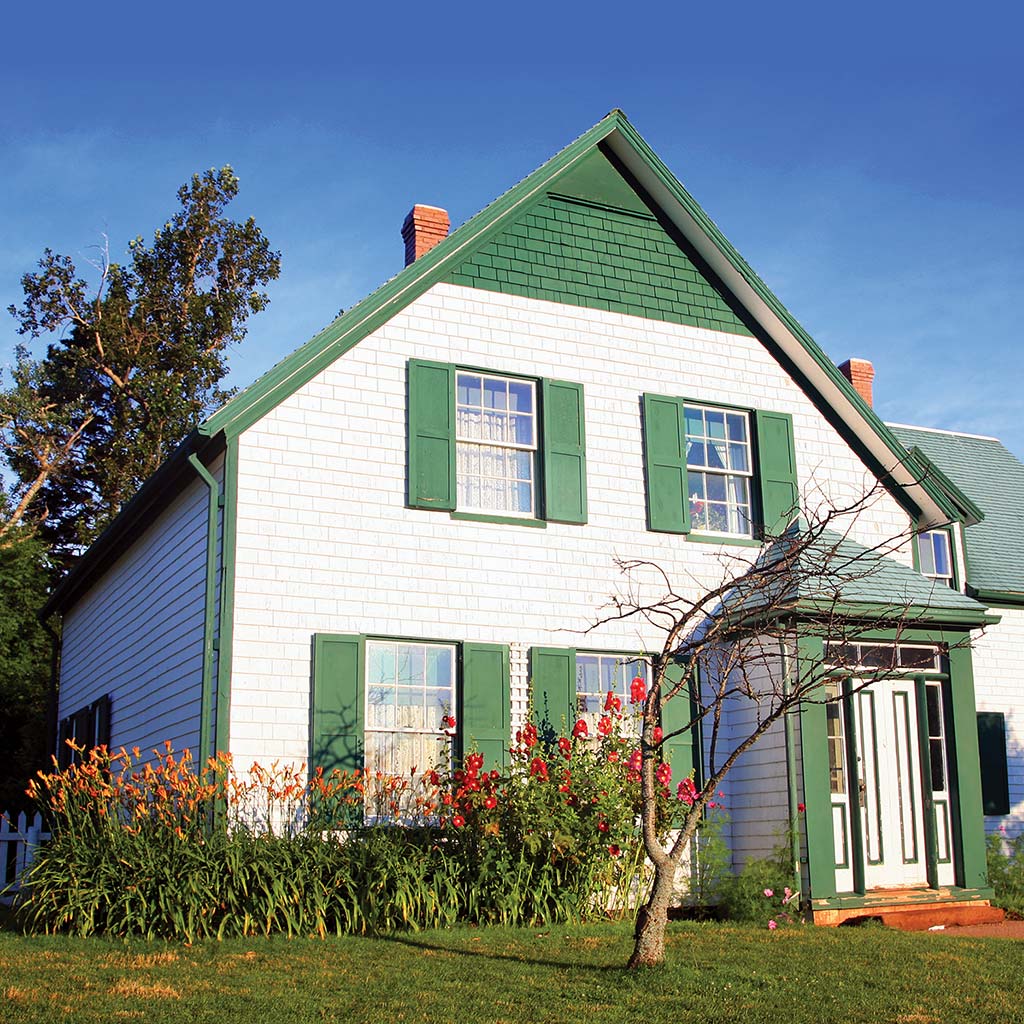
<box><xmin>572</xmin><ymin>719</ymin><xmax>589</xmax><ymax>740</ymax></box>
<box><xmin>655</xmin><ymin>762</ymin><xmax>672</xmax><ymax>786</ymax></box>
<box><xmin>763</xmin><ymin>888</ymin><xmax>774</xmax><ymax>898</ymax></box>
<box><xmin>676</xmin><ymin>778</ymin><xmax>697</xmax><ymax>806</ymax></box>
<box><xmin>630</xmin><ymin>676</ymin><xmax>647</xmax><ymax>704</ymax></box>
<box><xmin>768</xmin><ymin>919</ymin><xmax>777</xmax><ymax>931</ymax></box>
<box><xmin>652</xmin><ymin>726</ymin><xmax>663</xmax><ymax>744</ymax></box>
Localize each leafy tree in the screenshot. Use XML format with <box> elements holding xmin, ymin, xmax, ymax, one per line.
<box><xmin>2</xmin><ymin>167</ymin><xmax>281</xmax><ymax>560</ymax></box>
<box><xmin>0</xmin><ymin>521</ymin><xmax>53</xmax><ymax>810</ymax></box>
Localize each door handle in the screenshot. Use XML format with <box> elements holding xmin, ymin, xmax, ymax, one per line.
<box><xmin>858</xmin><ymin>779</ymin><xmax>867</xmax><ymax>808</ymax></box>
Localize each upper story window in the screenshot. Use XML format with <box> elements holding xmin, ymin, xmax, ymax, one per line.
<box><xmin>455</xmin><ymin>372</ymin><xmax>537</xmax><ymax>516</ymax></box>
<box><xmin>917</xmin><ymin>530</ymin><xmax>954</xmax><ymax>587</ymax></box>
<box><xmin>684</xmin><ymin>405</ymin><xmax>753</xmax><ymax>536</ymax></box>
<box><xmin>408</xmin><ymin>360</ymin><xmax>587</xmax><ymax>525</ymax></box>
<box><xmin>643</xmin><ymin>393</ymin><xmax>798</xmax><ymax>541</ymax></box>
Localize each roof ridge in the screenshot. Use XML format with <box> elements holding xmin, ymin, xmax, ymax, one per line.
<box><xmin>887</xmin><ymin>421</ymin><xmax>1001</xmax><ymax>443</ymax></box>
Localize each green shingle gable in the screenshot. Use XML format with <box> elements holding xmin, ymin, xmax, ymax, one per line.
<box><xmin>446</xmin><ymin>149</ymin><xmax>751</xmax><ymax>336</ymax></box>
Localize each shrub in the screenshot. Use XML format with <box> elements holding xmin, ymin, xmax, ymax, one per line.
<box><xmin>987</xmin><ymin>831</ymin><xmax>1024</xmax><ymax>917</ymax></box>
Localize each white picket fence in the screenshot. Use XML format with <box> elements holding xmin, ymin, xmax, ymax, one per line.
<box><xmin>0</xmin><ymin>811</ymin><xmax>50</xmax><ymax>905</ymax></box>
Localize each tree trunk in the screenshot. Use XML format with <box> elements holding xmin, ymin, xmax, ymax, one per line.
<box><xmin>627</xmin><ymin>857</ymin><xmax>678</xmax><ymax>968</ymax></box>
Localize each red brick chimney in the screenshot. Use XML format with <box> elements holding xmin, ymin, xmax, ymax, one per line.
<box><xmin>402</xmin><ymin>205</ymin><xmax>450</xmax><ymax>266</ymax></box>
<box><xmin>838</xmin><ymin>358</ymin><xmax>875</xmax><ymax>407</ymax></box>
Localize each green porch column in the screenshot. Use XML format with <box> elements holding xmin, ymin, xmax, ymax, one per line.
<box><xmin>797</xmin><ymin>634</ymin><xmax>838</xmax><ymax>901</ymax></box>
<box><xmin>946</xmin><ymin>640</ymin><xmax>988</xmax><ymax>890</ymax></box>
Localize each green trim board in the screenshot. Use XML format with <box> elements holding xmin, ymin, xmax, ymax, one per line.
<box><xmin>45</xmin><ymin>109</ymin><xmax>964</xmax><ymax>617</ymax></box>
<box><xmin>810</xmin><ymin>886</ymin><xmax>995</xmax><ymax>911</ymax></box>
<box><xmin>214</xmin><ymin>437</ymin><xmax>239</xmax><ymax>758</ymax></box>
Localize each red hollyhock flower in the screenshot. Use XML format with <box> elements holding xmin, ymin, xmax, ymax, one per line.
<box><xmin>452</xmin><ymin>814</ymin><xmax>465</xmax><ymax>827</ymax></box>
<box><xmin>604</xmin><ymin>691</ymin><xmax>622</xmax><ymax>713</ymax></box>
<box><xmin>677</xmin><ymin>777</ymin><xmax>698</xmax><ymax>806</ymax></box>
<box><xmin>529</xmin><ymin>757</ymin><xmax>549</xmax><ymax>781</ymax></box>
<box><xmin>797</xmin><ymin>802</ymin><xmax>806</xmax><ymax>813</ymax></box>
<box><xmin>630</xmin><ymin>676</ymin><xmax>646</xmax><ymax>703</ymax></box>
<box><xmin>607</xmin><ymin>750</ymin><xmax>620</xmax><ymax>763</ymax></box>
<box><xmin>655</xmin><ymin>762</ymin><xmax>672</xmax><ymax>786</ymax></box>
<box><xmin>484</xmin><ymin>795</ymin><xmax>497</xmax><ymax>810</ymax></box>
<box><xmin>597</xmin><ymin>819</ymin><xmax>609</xmax><ymax>832</ymax></box>
<box><xmin>522</xmin><ymin>723</ymin><xmax>538</xmax><ymax>749</ymax></box>
<box><xmin>627</xmin><ymin>749</ymin><xmax>642</xmax><ymax>773</ymax></box>
<box><xmin>652</xmin><ymin>726</ymin><xmax>663</xmax><ymax>744</ymax></box>
<box><xmin>597</xmin><ymin>716</ymin><xmax>612</xmax><ymax>737</ymax></box>
<box><xmin>608</xmin><ymin>844</ymin><xmax>622</xmax><ymax>858</ymax></box>
<box><xmin>572</xmin><ymin>719</ymin><xmax>589</xmax><ymax>739</ymax></box>
<box><xmin>557</xmin><ymin>736</ymin><xmax>572</xmax><ymax>759</ymax></box>
<box><xmin>441</xmin><ymin>714</ymin><xmax>457</xmax><ymax>732</ymax></box>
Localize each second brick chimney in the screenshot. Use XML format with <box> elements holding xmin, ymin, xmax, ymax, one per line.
<box><xmin>402</xmin><ymin>205</ymin><xmax>450</xmax><ymax>266</ymax></box>
<box><xmin>838</xmin><ymin>358</ymin><xmax>875</xmax><ymax>407</ymax></box>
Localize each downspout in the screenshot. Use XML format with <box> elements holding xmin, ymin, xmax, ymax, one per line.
<box><xmin>188</xmin><ymin>454</ymin><xmax>222</xmax><ymax>767</ymax></box>
<box><xmin>42</xmin><ymin>618</ymin><xmax>61</xmax><ymax>761</ymax></box>
<box><xmin>781</xmin><ymin>627</ymin><xmax>803</xmax><ymax>898</ymax></box>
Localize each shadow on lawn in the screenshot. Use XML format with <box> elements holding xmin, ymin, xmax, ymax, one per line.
<box><xmin>381</xmin><ymin>932</ymin><xmax>630</xmax><ymax>972</ymax></box>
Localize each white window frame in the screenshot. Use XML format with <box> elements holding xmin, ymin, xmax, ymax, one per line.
<box><xmin>364</xmin><ymin>640</ymin><xmax>457</xmax><ymax>785</ymax></box>
<box><xmin>575</xmin><ymin>652</ymin><xmax>648</xmax><ymax>736</ymax></box>
<box><xmin>454</xmin><ymin>370</ymin><xmax>536</xmax><ymax>520</ymax></box>
<box><xmin>684</xmin><ymin>403</ymin><xmax>754</xmax><ymax>538</ymax></box>
<box><xmin>917</xmin><ymin>530</ymin><xmax>954</xmax><ymax>588</ymax></box>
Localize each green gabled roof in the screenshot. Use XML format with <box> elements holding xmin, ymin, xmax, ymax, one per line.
<box><xmin>890</xmin><ymin>424</ymin><xmax>1024</xmax><ymax>602</ymax></box>
<box><xmin>47</xmin><ymin>110</ymin><xmax>960</xmax><ymax>615</ymax></box>
<box><xmin>723</xmin><ymin>528</ymin><xmax>997</xmax><ymax>627</ymax></box>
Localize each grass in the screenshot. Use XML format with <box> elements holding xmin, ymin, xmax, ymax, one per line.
<box><xmin>1</xmin><ymin>919</ymin><xmax>1022</xmax><ymax>1023</ymax></box>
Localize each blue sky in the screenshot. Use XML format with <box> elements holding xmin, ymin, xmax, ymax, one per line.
<box><xmin>3</xmin><ymin>4</ymin><xmax>1022</xmax><ymax>456</ymax></box>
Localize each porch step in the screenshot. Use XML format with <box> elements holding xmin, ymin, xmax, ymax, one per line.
<box><xmin>817</xmin><ymin>900</ymin><xmax>1004</xmax><ymax>930</ymax></box>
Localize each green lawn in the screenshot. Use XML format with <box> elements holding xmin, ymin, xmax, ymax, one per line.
<box><xmin>1</xmin><ymin>919</ymin><xmax>1021</xmax><ymax>1023</ymax></box>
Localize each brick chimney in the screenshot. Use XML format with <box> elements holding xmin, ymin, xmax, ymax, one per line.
<box><xmin>402</xmin><ymin>205</ymin><xmax>450</xmax><ymax>266</ymax></box>
<box><xmin>838</xmin><ymin>358</ymin><xmax>875</xmax><ymax>407</ymax></box>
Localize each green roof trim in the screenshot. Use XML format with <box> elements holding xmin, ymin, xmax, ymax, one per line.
<box><xmin>890</xmin><ymin>425</ymin><xmax>1024</xmax><ymax>595</ymax></box>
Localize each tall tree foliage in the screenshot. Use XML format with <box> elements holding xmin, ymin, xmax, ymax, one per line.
<box><xmin>2</xmin><ymin>167</ymin><xmax>281</xmax><ymax>560</ymax></box>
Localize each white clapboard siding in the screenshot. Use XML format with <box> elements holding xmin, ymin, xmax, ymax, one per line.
<box><xmin>58</xmin><ymin>454</ymin><xmax>224</xmax><ymax>759</ymax></box>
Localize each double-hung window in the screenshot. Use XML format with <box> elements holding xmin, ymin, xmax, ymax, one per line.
<box><xmin>408</xmin><ymin>360</ymin><xmax>587</xmax><ymax>524</ymax></box>
<box><xmin>365</xmin><ymin>640</ymin><xmax>456</xmax><ymax>779</ymax></box>
<box><xmin>684</xmin><ymin>404</ymin><xmax>754</xmax><ymax>536</ymax></box>
<box><xmin>642</xmin><ymin>393</ymin><xmax>798</xmax><ymax>540</ymax></box>
<box><xmin>575</xmin><ymin>652</ymin><xmax>648</xmax><ymax>737</ymax></box>
<box><xmin>917</xmin><ymin>530</ymin><xmax>954</xmax><ymax>587</ymax></box>
<box><xmin>455</xmin><ymin>372</ymin><xmax>537</xmax><ymax>516</ymax></box>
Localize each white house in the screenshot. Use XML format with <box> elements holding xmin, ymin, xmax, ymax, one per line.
<box><xmin>44</xmin><ymin>110</ymin><xmax>1007</xmax><ymax>923</ymax></box>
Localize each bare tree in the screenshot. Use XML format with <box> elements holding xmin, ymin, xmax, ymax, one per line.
<box><xmin>596</xmin><ymin>487</ymin><xmax>976</xmax><ymax>968</ymax></box>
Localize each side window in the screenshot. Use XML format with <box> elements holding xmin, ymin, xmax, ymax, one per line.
<box><xmin>917</xmin><ymin>529</ymin><xmax>955</xmax><ymax>588</ymax></box>
<box><xmin>408</xmin><ymin>360</ymin><xmax>587</xmax><ymax>524</ymax></box>
<box><xmin>642</xmin><ymin>393</ymin><xmax>797</xmax><ymax>539</ymax></box>
<box><xmin>57</xmin><ymin>694</ymin><xmax>112</xmax><ymax>768</ymax></box>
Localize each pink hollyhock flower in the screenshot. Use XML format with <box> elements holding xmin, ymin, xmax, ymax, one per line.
<box><xmin>655</xmin><ymin>762</ymin><xmax>672</xmax><ymax>786</ymax></box>
<box><xmin>676</xmin><ymin>778</ymin><xmax>697</xmax><ymax>806</ymax></box>
<box><xmin>768</xmin><ymin>920</ymin><xmax>777</xmax><ymax>931</ymax></box>
<box><xmin>764</xmin><ymin>888</ymin><xmax>774</xmax><ymax>898</ymax></box>
<box><xmin>652</xmin><ymin>726</ymin><xmax>663</xmax><ymax>744</ymax></box>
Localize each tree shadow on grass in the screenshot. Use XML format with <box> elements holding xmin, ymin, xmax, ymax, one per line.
<box><xmin>380</xmin><ymin>932</ymin><xmax>632</xmax><ymax>973</ymax></box>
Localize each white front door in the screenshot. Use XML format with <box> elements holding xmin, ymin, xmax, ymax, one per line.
<box><xmin>853</xmin><ymin>678</ymin><xmax>929</xmax><ymax>889</ymax></box>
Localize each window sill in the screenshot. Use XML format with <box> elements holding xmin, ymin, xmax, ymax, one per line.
<box><xmin>685</xmin><ymin>532</ymin><xmax>763</xmax><ymax>548</ymax></box>
<box><xmin>450</xmin><ymin>511</ymin><xmax>548</xmax><ymax>529</ymax></box>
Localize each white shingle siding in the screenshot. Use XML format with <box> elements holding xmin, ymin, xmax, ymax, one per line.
<box><xmin>59</xmin><ymin>455</ymin><xmax>224</xmax><ymax>758</ymax></box>
<box><xmin>229</xmin><ymin>282</ymin><xmax>913</xmax><ymax>767</ymax></box>
<box><xmin>972</xmin><ymin>605</ymin><xmax>1024</xmax><ymax>838</ymax></box>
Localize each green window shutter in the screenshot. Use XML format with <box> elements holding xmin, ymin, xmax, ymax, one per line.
<box><xmin>977</xmin><ymin>712</ymin><xmax>1010</xmax><ymax>816</ymax></box>
<box><xmin>531</xmin><ymin>646</ymin><xmax>576</xmax><ymax>742</ymax></box>
<box><xmin>754</xmin><ymin>409</ymin><xmax>799</xmax><ymax>537</ymax></box>
<box><xmin>312</xmin><ymin>634</ymin><xmax>365</xmax><ymax>773</ymax></box>
<box><xmin>541</xmin><ymin>379</ymin><xmax>587</xmax><ymax>524</ymax></box>
<box><xmin>462</xmin><ymin>642</ymin><xmax>510</xmax><ymax>771</ymax></box>
<box><xmin>660</xmin><ymin>660</ymin><xmax>696</xmax><ymax>790</ymax></box>
<box><xmin>408</xmin><ymin>359</ymin><xmax>456</xmax><ymax>511</ymax></box>
<box><xmin>92</xmin><ymin>694</ymin><xmax>111</xmax><ymax>749</ymax></box>
<box><xmin>642</xmin><ymin>394</ymin><xmax>690</xmax><ymax>534</ymax></box>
